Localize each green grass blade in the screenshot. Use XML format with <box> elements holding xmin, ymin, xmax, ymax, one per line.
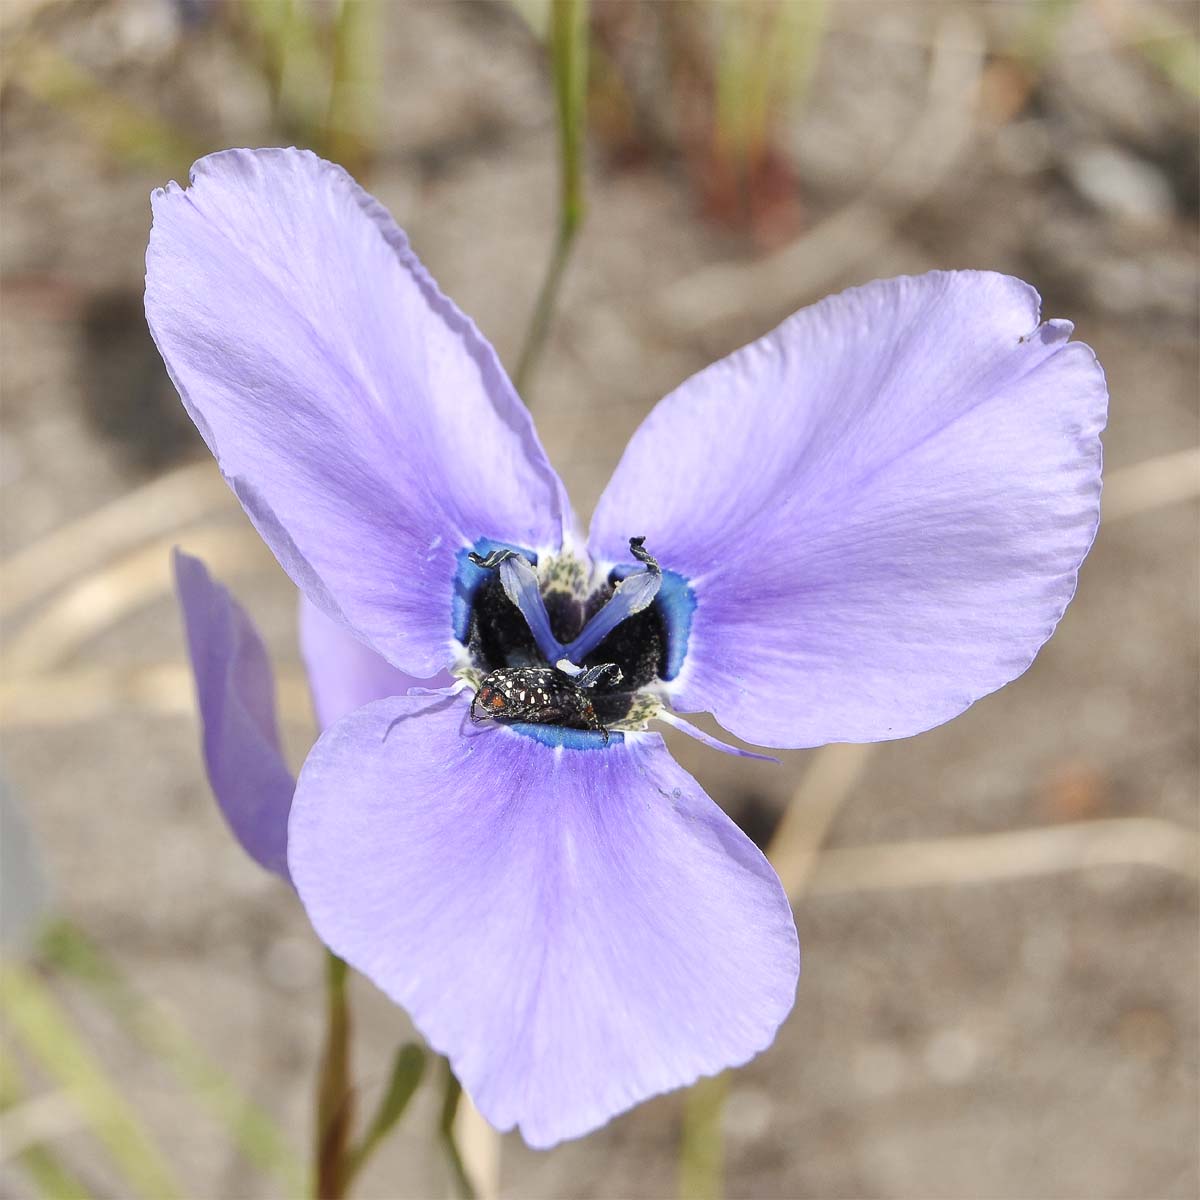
<box><xmin>9</xmin><ymin>39</ymin><xmax>201</xmax><ymax>171</ymax></box>
<box><xmin>0</xmin><ymin>961</ymin><xmax>182</xmax><ymax>1199</ymax></box>
<box><xmin>344</xmin><ymin>1042</ymin><xmax>426</xmax><ymax>1188</ymax></box>
<box><xmin>39</xmin><ymin>922</ymin><xmax>305</xmax><ymax>1196</ymax></box>
<box><xmin>1132</xmin><ymin>9</ymin><xmax>1200</xmax><ymax>98</ymax></box>
<box><xmin>325</xmin><ymin>0</ymin><xmax>381</xmax><ymax>176</ymax></box>
<box><xmin>0</xmin><ymin>1056</ymin><xmax>94</xmax><ymax>1200</ymax></box>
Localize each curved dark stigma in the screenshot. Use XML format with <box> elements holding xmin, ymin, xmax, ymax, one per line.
<box><xmin>467</xmin><ymin>547</ymin><xmax>521</xmax><ymax>570</ymax></box>
<box><xmin>628</xmin><ymin>536</ymin><xmax>660</xmax><ymax>575</ymax></box>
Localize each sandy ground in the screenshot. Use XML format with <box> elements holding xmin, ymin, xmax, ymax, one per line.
<box><xmin>2</xmin><ymin>2</ymin><xmax>1197</xmax><ymax>1197</ymax></box>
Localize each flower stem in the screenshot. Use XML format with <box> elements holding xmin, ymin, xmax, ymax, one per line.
<box><xmin>315</xmin><ymin>952</ymin><xmax>354</xmax><ymax>1200</ymax></box>
<box><xmin>513</xmin><ymin>0</ymin><xmax>589</xmax><ymax>396</ymax></box>
<box><xmin>678</xmin><ymin>1073</ymin><xmax>728</xmax><ymax>1200</ymax></box>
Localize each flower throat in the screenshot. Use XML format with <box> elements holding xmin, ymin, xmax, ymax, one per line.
<box><xmin>461</xmin><ymin>538</ymin><xmax>669</xmax><ymax>730</ymax></box>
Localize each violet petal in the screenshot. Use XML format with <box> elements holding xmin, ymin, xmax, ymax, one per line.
<box><xmin>172</xmin><ymin>550</ymin><xmax>293</xmax><ymax>881</ymax></box>
<box><xmin>299</xmin><ymin>596</ymin><xmax>448</xmax><ymax>731</ymax></box>
<box><xmin>589</xmin><ymin>271</ymin><xmax>1107</xmax><ymax>748</ymax></box>
<box><xmin>288</xmin><ymin>695</ymin><xmax>799</xmax><ymax>1148</ymax></box>
<box><xmin>147</xmin><ymin>148</ymin><xmax>571</xmax><ymax>678</ymax></box>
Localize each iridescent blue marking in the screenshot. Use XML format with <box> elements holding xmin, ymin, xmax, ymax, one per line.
<box><xmin>608</xmin><ymin>564</ymin><xmax>695</xmax><ymax>681</ymax></box>
<box><xmin>452</xmin><ymin>538</ymin><xmax>536</xmax><ymax>644</ymax></box>
<box><xmin>508</xmin><ymin>722</ymin><xmax>623</xmax><ymax>750</ymax></box>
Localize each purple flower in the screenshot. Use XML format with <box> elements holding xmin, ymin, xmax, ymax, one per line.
<box><xmin>149</xmin><ymin>148</ymin><xmax>1107</xmax><ymax>1148</ymax></box>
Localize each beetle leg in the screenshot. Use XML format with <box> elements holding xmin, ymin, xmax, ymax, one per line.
<box><xmin>582</xmin><ymin>700</ymin><xmax>610</xmax><ymax>745</ymax></box>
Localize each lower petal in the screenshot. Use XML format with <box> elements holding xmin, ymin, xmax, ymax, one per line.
<box><xmin>288</xmin><ymin>696</ymin><xmax>799</xmax><ymax>1148</ymax></box>
<box><xmin>173</xmin><ymin>551</ymin><xmax>293</xmax><ymax>880</ymax></box>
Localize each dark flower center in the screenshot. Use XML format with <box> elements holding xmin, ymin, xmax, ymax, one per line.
<box><xmin>464</xmin><ymin>565</ymin><xmax>668</xmax><ymax>725</ymax></box>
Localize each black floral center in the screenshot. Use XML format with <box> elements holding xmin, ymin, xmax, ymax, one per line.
<box><xmin>465</xmin><ymin>569</ymin><xmax>667</xmax><ymax>726</ymax></box>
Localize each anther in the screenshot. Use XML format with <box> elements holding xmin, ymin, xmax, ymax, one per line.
<box><xmin>562</xmin><ymin>538</ymin><xmax>663</xmax><ymax>663</ymax></box>
<box><xmin>468</xmin><ymin>547</ymin><xmax>564</xmax><ymax>664</ymax></box>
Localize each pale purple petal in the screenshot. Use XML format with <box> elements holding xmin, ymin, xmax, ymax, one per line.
<box><xmin>173</xmin><ymin>550</ymin><xmax>293</xmax><ymax>880</ymax></box>
<box><xmin>288</xmin><ymin>696</ymin><xmax>799</xmax><ymax>1148</ymax></box>
<box><xmin>590</xmin><ymin>271</ymin><xmax>1107</xmax><ymax>748</ymax></box>
<box><xmin>147</xmin><ymin>148</ymin><xmax>570</xmax><ymax>678</ymax></box>
<box><xmin>298</xmin><ymin>596</ymin><xmax>448</xmax><ymax>731</ymax></box>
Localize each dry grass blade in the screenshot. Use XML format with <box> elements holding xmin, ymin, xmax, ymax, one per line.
<box><xmin>806</xmin><ymin>818</ymin><xmax>1200</xmax><ymax>897</ymax></box>
<box><xmin>0</xmin><ymin>462</ymin><xmax>232</xmax><ymax>622</ymax></box>
<box><xmin>768</xmin><ymin>743</ymin><xmax>875</xmax><ymax>895</ymax></box>
<box><xmin>0</xmin><ymin>1090</ymin><xmax>86</xmax><ymax>1163</ymax></box>
<box><xmin>454</xmin><ymin>1092</ymin><xmax>500</xmax><ymax>1200</ymax></box>
<box><xmin>1101</xmin><ymin>446</ymin><xmax>1200</xmax><ymax>522</ymax></box>
<box><xmin>0</xmin><ymin>1058</ymin><xmax>93</xmax><ymax>1200</ymax></box>
<box><xmin>0</xmin><ymin>664</ymin><xmax>312</xmax><ymax>729</ymax></box>
<box><xmin>3</xmin><ymin>527</ymin><xmax>273</xmax><ymax>676</ymax></box>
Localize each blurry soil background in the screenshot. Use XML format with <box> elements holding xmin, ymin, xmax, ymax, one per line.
<box><xmin>1</xmin><ymin>1</ymin><xmax>1198</xmax><ymax>1198</ymax></box>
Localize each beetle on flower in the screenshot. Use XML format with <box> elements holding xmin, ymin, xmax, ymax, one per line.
<box><xmin>150</xmin><ymin>148</ymin><xmax>1107</xmax><ymax>1149</ymax></box>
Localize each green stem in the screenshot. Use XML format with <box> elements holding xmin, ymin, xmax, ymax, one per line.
<box><xmin>678</xmin><ymin>1073</ymin><xmax>727</xmax><ymax>1200</ymax></box>
<box><xmin>324</xmin><ymin>0</ymin><xmax>379</xmax><ymax>178</ymax></box>
<box><xmin>315</xmin><ymin>953</ymin><xmax>354</xmax><ymax>1200</ymax></box>
<box><xmin>513</xmin><ymin>223</ymin><xmax>577</xmax><ymax>397</ymax></box>
<box><xmin>342</xmin><ymin>1043</ymin><xmax>426</xmax><ymax>1191</ymax></box>
<box><xmin>513</xmin><ymin>0</ymin><xmax>589</xmax><ymax>396</ymax></box>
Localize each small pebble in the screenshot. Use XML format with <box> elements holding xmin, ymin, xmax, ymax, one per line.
<box><xmin>724</xmin><ymin>1085</ymin><xmax>774</xmax><ymax>1142</ymax></box>
<box><xmin>1066</xmin><ymin>143</ymin><xmax>1175</xmax><ymax>229</ymax></box>
<box><xmin>924</xmin><ymin>1028</ymin><xmax>980</xmax><ymax>1085</ymax></box>
<box><xmin>852</xmin><ymin>1041</ymin><xmax>906</xmax><ymax>1097</ymax></box>
<box><xmin>263</xmin><ymin>935</ymin><xmax>323</xmax><ymax>993</ymax></box>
